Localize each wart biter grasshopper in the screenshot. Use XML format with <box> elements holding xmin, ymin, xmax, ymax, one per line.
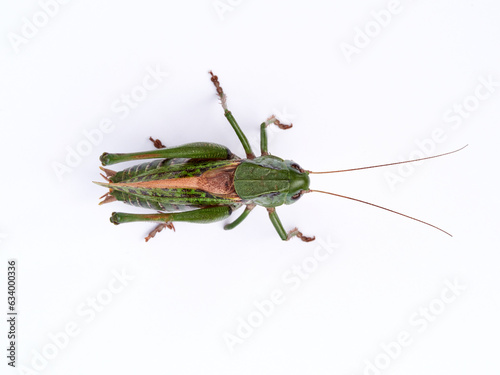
<box><xmin>95</xmin><ymin>72</ymin><xmax>465</xmax><ymax>242</ymax></box>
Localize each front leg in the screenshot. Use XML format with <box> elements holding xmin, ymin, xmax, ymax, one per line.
<box><xmin>266</xmin><ymin>207</ymin><xmax>315</xmax><ymax>242</ymax></box>
<box><xmin>260</xmin><ymin>115</ymin><xmax>293</xmax><ymax>156</ymax></box>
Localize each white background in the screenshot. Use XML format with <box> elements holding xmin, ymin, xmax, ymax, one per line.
<box><xmin>1</xmin><ymin>1</ymin><xmax>499</xmax><ymax>374</ymax></box>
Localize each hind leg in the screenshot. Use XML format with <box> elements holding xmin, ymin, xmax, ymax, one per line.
<box><xmin>110</xmin><ymin>206</ymin><xmax>234</xmax><ymax>242</ymax></box>
<box><xmin>100</xmin><ymin>142</ymin><xmax>234</xmax><ymax>166</ymax></box>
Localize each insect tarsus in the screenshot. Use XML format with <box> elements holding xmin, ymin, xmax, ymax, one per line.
<box><xmin>145</xmin><ymin>222</ymin><xmax>175</xmax><ymax>242</ymax></box>
<box><xmin>149</xmin><ymin>137</ymin><xmax>166</xmax><ymax>149</ymax></box>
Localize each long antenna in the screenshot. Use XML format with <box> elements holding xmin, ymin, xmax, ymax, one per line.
<box><xmin>307</xmin><ymin>189</ymin><xmax>452</xmax><ymax>236</ymax></box>
<box><xmin>307</xmin><ymin>145</ymin><xmax>467</xmax><ymax>174</ymax></box>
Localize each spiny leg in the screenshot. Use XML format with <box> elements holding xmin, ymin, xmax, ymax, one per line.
<box><xmin>110</xmin><ymin>206</ymin><xmax>233</xmax><ymax>241</ymax></box>
<box><xmin>149</xmin><ymin>137</ymin><xmax>166</xmax><ymax>149</ymax></box>
<box><xmin>266</xmin><ymin>207</ymin><xmax>315</xmax><ymax>242</ymax></box>
<box><xmin>209</xmin><ymin>71</ymin><xmax>256</xmax><ymax>159</ymax></box>
<box><xmin>224</xmin><ymin>204</ymin><xmax>256</xmax><ymax>230</ymax></box>
<box><xmin>260</xmin><ymin>115</ymin><xmax>293</xmax><ymax>156</ymax></box>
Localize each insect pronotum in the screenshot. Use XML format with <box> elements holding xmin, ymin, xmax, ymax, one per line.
<box><xmin>94</xmin><ymin>72</ymin><xmax>466</xmax><ymax>242</ymax></box>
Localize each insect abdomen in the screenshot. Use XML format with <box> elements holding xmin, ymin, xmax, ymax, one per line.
<box><xmin>107</xmin><ymin>159</ymin><xmax>243</xmax><ymax>211</ymax></box>
<box><xmin>111</xmin><ymin>188</ymin><xmax>239</xmax><ymax>211</ymax></box>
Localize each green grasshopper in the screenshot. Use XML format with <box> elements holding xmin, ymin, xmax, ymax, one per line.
<box><xmin>95</xmin><ymin>72</ymin><xmax>465</xmax><ymax>242</ymax></box>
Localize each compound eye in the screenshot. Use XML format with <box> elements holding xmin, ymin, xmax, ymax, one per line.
<box><xmin>291</xmin><ymin>191</ymin><xmax>302</xmax><ymax>200</ymax></box>
<box><xmin>291</xmin><ymin>163</ymin><xmax>303</xmax><ymax>172</ymax></box>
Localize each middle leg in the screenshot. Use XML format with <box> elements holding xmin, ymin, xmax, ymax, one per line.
<box><xmin>209</xmin><ymin>71</ymin><xmax>256</xmax><ymax>160</ymax></box>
